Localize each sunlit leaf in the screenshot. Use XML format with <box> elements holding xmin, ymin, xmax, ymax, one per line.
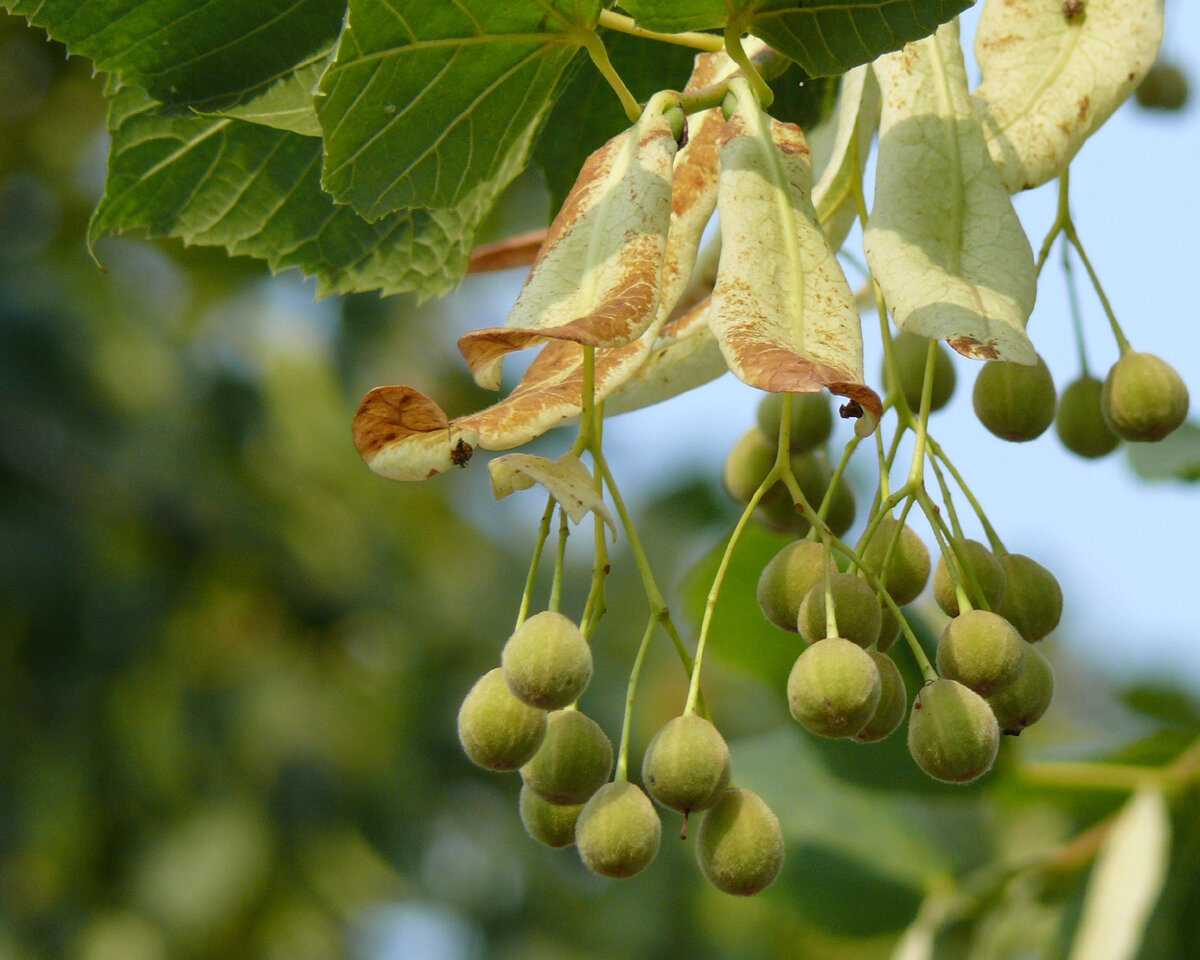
<box><xmin>458</xmin><ymin>96</ymin><xmax>680</xmax><ymax>389</ymax></box>
<box><xmin>90</xmin><ymin>85</ymin><xmax>527</xmax><ymax>299</ymax></box>
<box><xmin>488</xmin><ymin>453</ymin><xmax>616</xmax><ymax>532</ymax></box>
<box><xmin>318</xmin><ymin>0</ymin><xmax>599</xmax><ymax>219</ymax></box>
<box><xmin>5</xmin><ymin>0</ymin><xmax>345</xmax><ymax>109</ymax></box>
<box><xmin>1067</xmin><ymin>788</ymin><xmax>1171</xmax><ymax>960</ymax></box>
<box><xmin>619</xmin><ymin>0</ymin><xmax>972</xmax><ymax>77</ymax></box>
<box><xmin>864</xmin><ymin>21</ymin><xmax>1038</xmax><ymax>364</ymax></box>
<box><xmin>972</xmin><ymin>0</ymin><xmax>1164</xmax><ymax>193</ymax></box>
<box><xmin>205</xmin><ymin>57</ymin><xmax>327</xmax><ymax>137</ymax></box>
<box><xmin>709</xmin><ymin>79</ymin><xmax>881</xmax><ymax>433</ymax></box>
<box><xmin>811</xmin><ymin>65</ymin><xmax>880</xmax><ymax>253</ymax></box>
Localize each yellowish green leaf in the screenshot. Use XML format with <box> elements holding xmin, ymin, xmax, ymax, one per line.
<box><xmin>709</xmin><ymin>78</ymin><xmax>881</xmax><ymax>434</ymax></box>
<box><xmin>972</xmin><ymin>0</ymin><xmax>1164</xmax><ymax>193</ymax></box>
<box><xmin>488</xmin><ymin>454</ymin><xmax>615</xmax><ymax>532</ymax></box>
<box><xmin>864</xmin><ymin>21</ymin><xmax>1038</xmax><ymax>363</ymax></box>
<box><xmin>1067</xmin><ymin>788</ymin><xmax>1171</xmax><ymax>960</ymax></box>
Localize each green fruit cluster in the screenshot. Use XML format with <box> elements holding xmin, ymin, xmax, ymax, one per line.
<box><xmin>1101</xmin><ymin>351</ymin><xmax>1189</xmax><ymax>442</ymax></box>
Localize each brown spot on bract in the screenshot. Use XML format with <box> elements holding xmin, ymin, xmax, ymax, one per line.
<box><xmin>353</xmin><ymin>385</ymin><xmax>450</xmax><ymax>459</ymax></box>
<box><xmin>1077</xmin><ymin>95</ymin><xmax>1090</xmax><ymax>120</ymax></box>
<box><xmin>949</xmin><ymin>336</ymin><xmax>1000</xmax><ymax>360</ymax></box>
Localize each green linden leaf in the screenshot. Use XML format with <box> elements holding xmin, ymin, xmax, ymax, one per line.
<box><xmin>1126</xmin><ymin>421</ymin><xmax>1200</xmax><ymax>483</ymax></box>
<box><xmin>619</xmin><ymin>0</ymin><xmax>971</xmax><ymax>77</ymax></box>
<box><xmin>318</xmin><ymin>0</ymin><xmax>600</xmax><ymax>220</ymax></box>
<box><xmin>205</xmin><ymin>56</ymin><xmax>329</xmax><ymax>138</ymax></box>
<box><xmin>3</xmin><ymin>0</ymin><xmax>345</xmax><ymax>110</ymax></box>
<box><xmin>91</xmin><ymin>84</ymin><xmax>525</xmax><ymax>299</ymax></box>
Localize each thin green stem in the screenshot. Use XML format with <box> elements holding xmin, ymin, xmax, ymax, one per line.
<box><xmin>1035</xmin><ymin>170</ymin><xmax>1071</xmax><ymax>276</ymax></box>
<box><xmin>919</xmin><ymin>489</ymin><xmax>973</xmax><ymax>613</ymax></box>
<box><xmin>596</xmin><ymin>9</ymin><xmax>724</xmax><ymax>52</ymax></box>
<box><xmin>1062</xmin><ymin>239</ymin><xmax>1091</xmax><ymax>377</ymax></box>
<box><xmin>926</xmin><ymin>437</ymin><xmax>1006</xmax><ymax>555</ymax></box>
<box><xmin>615</xmin><ymin>615</ymin><xmax>659</xmax><ymax>782</ymax></box>
<box><xmin>517</xmin><ymin>495</ymin><xmax>557</xmax><ymax>627</ymax></box>
<box><xmin>1064</xmin><ymin>222</ymin><xmax>1132</xmax><ymax>355</ymax></box>
<box><xmin>580</xmin><ymin>31</ymin><xmax>642</xmax><ymax>122</ymax></box>
<box><xmin>822</xmin><ymin>531</ymin><xmax>839</xmax><ymax>640</ymax></box>
<box><xmin>723</xmin><ymin>21</ymin><xmax>773</xmax><ymax>107</ymax></box>
<box><xmin>548</xmin><ymin>506</ymin><xmax>569</xmax><ymax>612</ymax></box>
<box><xmin>927</xmin><ymin>452</ymin><xmax>964</xmax><ymax>541</ymax></box>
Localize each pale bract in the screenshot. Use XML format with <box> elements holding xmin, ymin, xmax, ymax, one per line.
<box><xmin>458</xmin><ymin>92</ymin><xmax>681</xmax><ymax>390</ymax></box>
<box><xmin>973</xmin><ymin>0</ymin><xmax>1164</xmax><ymax>193</ymax></box>
<box><xmin>709</xmin><ymin>78</ymin><xmax>881</xmax><ymax>435</ymax></box>
<box><xmin>488</xmin><ymin>453</ymin><xmax>616</xmax><ymax>534</ymax></box>
<box><xmin>811</xmin><ymin>65</ymin><xmax>881</xmax><ymax>253</ymax></box>
<box><xmin>864</xmin><ymin>21</ymin><xmax>1038</xmax><ymax>364</ymax></box>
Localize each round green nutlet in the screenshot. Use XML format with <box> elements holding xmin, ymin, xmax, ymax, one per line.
<box><xmin>457</xmin><ymin>668</ymin><xmax>547</xmax><ymax>771</ymax></box>
<box><xmin>907</xmin><ymin>679</ymin><xmax>1000</xmax><ymax>784</ymax></box>
<box><xmin>642</xmin><ymin>715</ymin><xmax>731</xmax><ymax>814</ymax></box>
<box><xmin>787</xmin><ymin>638</ymin><xmax>882</xmax><ymax>738</ymax></box>
<box><xmin>575</xmin><ymin>781</ymin><xmax>661</xmax><ymax>879</ymax></box>
<box><xmin>756</xmin><ymin>539</ymin><xmax>827</xmax><ymax>632</ymax></box>
<box><xmin>876</xmin><ymin>602</ymin><xmax>901</xmax><ymax>653</ymax></box>
<box><xmin>796</xmin><ymin>573</ymin><xmax>882</xmax><ymax>648</ymax></box>
<box><xmin>855</xmin><ymin>651</ymin><xmax>907</xmax><ymax>743</ymax></box>
<box><xmin>936</xmin><ymin>610</ymin><xmax>1025</xmax><ymax>697</ymax></box>
<box><xmin>1056</xmin><ymin>375</ymin><xmax>1120</xmax><ymax>459</ymax></box>
<box><xmin>521</xmin><ymin>709</ymin><xmax>613</xmax><ymax>805</ymax></box>
<box><xmin>1135</xmin><ymin>61</ymin><xmax>1189</xmax><ymax>111</ymax></box>
<box><xmin>933</xmin><ymin>539</ymin><xmax>1007</xmax><ymax>617</ymax></box>
<box><xmin>884</xmin><ymin>331</ymin><xmax>957</xmax><ymax>413</ymax></box>
<box><xmin>519</xmin><ymin>784</ymin><xmax>583</xmax><ymax>848</ymax></box>
<box><xmin>994</xmin><ymin>553</ymin><xmax>1062</xmax><ymax>642</ymax></box>
<box><xmin>859</xmin><ymin>517</ymin><xmax>931</xmax><ymax>606</ymax></box>
<box><xmin>723</xmin><ymin>429</ymin><xmax>776</xmax><ymax>505</ymax></box>
<box><xmin>987</xmin><ymin>643</ymin><xmax>1054</xmax><ymax>735</ymax></box>
<box><xmin>696</xmin><ymin>788</ymin><xmax>784</xmax><ymax>896</ymax></box>
<box><xmin>1101</xmin><ymin>352</ymin><xmax>1190</xmax><ymax>442</ymax></box>
<box><xmin>757</xmin><ymin>392</ymin><xmax>834</xmax><ymax>454</ymax></box>
<box><xmin>502</xmin><ymin>610</ymin><xmax>593</xmax><ymax>710</ymax></box>
<box><xmin>973</xmin><ymin>356</ymin><xmax>1056</xmax><ymax>442</ymax></box>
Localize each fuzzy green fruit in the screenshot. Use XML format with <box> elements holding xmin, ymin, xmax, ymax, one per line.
<box><xmin>696</xmin><ymin>788</ymin><xmax>784</xmax><ymax>896</ymax></box>
<box><xmin>756</xmin><ymin>539</ymin><xmax>826</xmax><ymax>632</ymax></box>
<box><xmin>457</xmin><ymin>668</ymin><xmax>547</xmax><ymax>771</ymax></box>
<box><xmin>757</xmin><ymin>392</ymin><xmax>833</xmax><ymax>454</ymax></box>
<box><xmin>936</xmin><ymin>610</ymin><xmax>1025</xmax><ymax>697</ymax></box>
<box><xmin>642</xmin><ymin>715</ymin><xmax>731</xmax><ymax>814</ymax></box>
<box><xmin>502</xmin><ymin>610</ymin><xmax>593</xmax><ymax>709</ymax></box>
<box><xmin>787</xmin><ymin>638</ymin><xmax>882</xmax><ymax>738</ymax></box>
<box><xmin>854</xmin><ymin>651</ymin><xmax>907</xmax><ymax>743</ymax></box>
<box><xmin>521</xmin><ymin>709</ymin><xmax>613</xmax><ymax>804</ymax></box>
<box><xmin>1136</xmin><ymin>61</ymin><xmax>1189</xmax><ymax>111</ymax></box>
<box><xmin>876</xmin><ymin>603</ymin><xmax>901</xmax><ymax>653</ymax></box>
<box><xmin>907</xmin><ymin>679</ymin><xmax>1000</xmax><ymax>784</ymax></box>
<box><xmin>973</xmin><ymin>357</ymin><xmax>1056</xmax><ymax>442</ymax></box>
<box><xmin>859</xmin><ymin>518</ymin><xmax>931</xmax><ymax>606</ymax></box>
<box><xmin>1056</xmin><ymin>375</ymin><xmax>1120</xmax><ymax>459</ymax></box>
<box><xmin>575</xmin><ymin>781</ymin><xmax>661</xmax><ymax>879</ymax></box>
<box><xmin>796</xmin><ymin>573</ymin><xmax>882</xmax><ymax>648</ymax></box>
<box><xmin>519</xmin><ymin>784</ymin><xmax>583</xmax><ymax>848</ymax></box>
<box><xmin>987</xmin><ymin>643</ymin><xmax>1054</xmax><ymax>734</ymax></box>
<box><xmin>884</xmin><ymin>331</ymin><xmax>957</xmax><ymax>413</ymax></box>
<box><xmin>723</xmin><ymin>429</ymin><xmax>776</xmax><ymax>504</ymax></box>
<box><xmin>994</xmin><ymin>553</ymin><xmax>1062</xmax><ymax>641</ymax></box>
<box><xmin>933</xmin><ymin>539</ymin><xmax>1007</xmax><ymax>617</ymax></box>
<box><xmin>1101</xmin><ymin>352</ymin><xmax>1189</xmax><ymax>442</ymax></box>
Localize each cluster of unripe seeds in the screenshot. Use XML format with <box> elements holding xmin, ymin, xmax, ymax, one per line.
<box><xmin>457</xmin><ymin>610</ymin><xmax>784</xmax><ymax>893</ymax></box>
<box><xmin>729</xmin><ymin>391</ymin><xmax>1063</xmax><ymax>784</ymax></box>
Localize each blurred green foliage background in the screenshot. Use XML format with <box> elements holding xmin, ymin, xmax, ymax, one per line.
<box><xmin>1</xmin><ymin>12</ymin><xmax>1198</xmax><ymax>960</ymax></box>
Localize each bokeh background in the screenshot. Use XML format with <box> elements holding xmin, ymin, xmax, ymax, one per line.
<box><xmin>1</xmin><ymin>5</ymin><xmax>1198</xmax><ymax>960</ymax></box>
